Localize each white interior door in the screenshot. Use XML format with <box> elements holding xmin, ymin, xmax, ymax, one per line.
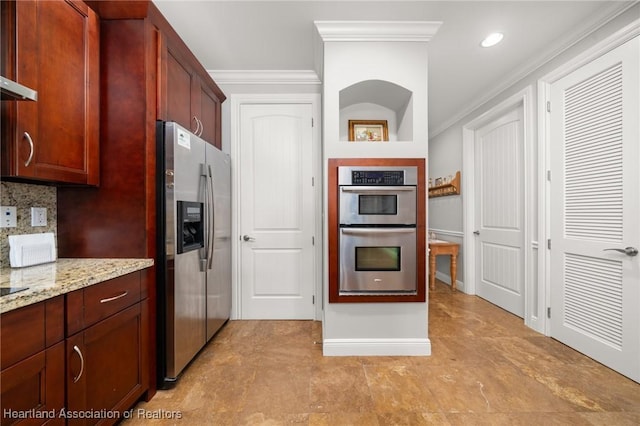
<box><xmin>238</xmin><ymin>103</ymin><xmax>315</xmax><ymax>319</ymax></box>
<box><xmin>474</xmin><ymin>106</ymin><xmax>525</xmax><ymax>317</ymax></box>
<box><xmin>549</xmin><ymin>36</ymin><xmax>639</xmax><ymax>382</ymax></box>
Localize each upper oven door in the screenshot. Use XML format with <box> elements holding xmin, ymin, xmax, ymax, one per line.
<box><xmin>339</xmin><ymin>186</ymin><xmax>416</xmax><ymax>225</ymax></box>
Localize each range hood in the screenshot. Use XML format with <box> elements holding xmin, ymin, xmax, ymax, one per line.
<box><xmin>1</xmin><ymin>76</ymin><xmax>37</xmax><ymax>101</ymax></box>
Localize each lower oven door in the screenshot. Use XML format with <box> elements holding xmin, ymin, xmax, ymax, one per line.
<box><xmin>339</xmin><ymin>227</ymin><xmax>416</xmax><ymax>295</ymax></box>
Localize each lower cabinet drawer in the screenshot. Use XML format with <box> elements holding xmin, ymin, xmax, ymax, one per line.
<box><xmin>66</xmin><ymin>272</ymin><xmax>141</xmax><ymax>336</ymax></box>
<box><xmin>1</xmin><ymin>297</ymin><xmax>64</xmax><ymax>370</ymax></box>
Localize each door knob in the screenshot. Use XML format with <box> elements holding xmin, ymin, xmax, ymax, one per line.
<box><xmin>473</xmin><ymin>230</ymin><xmax>480</xmax><ymax>235</ymax></box>
<box><xmin>242</xmin><ymin>235</ymin><xmax>255</xmax><ymax>242</ymax></box>
<box><xmin>603</xmin><ymin>247</ymin><xmax>638</xmax><ymax>257</ymax></box>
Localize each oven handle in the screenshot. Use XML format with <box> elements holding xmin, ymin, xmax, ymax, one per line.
<box><xmin>341</xmin><ymin>227</ymin><xmax>416</xmax><ymax>235</ymax></box>
<box><xmin>340</xmin><ymin>186</ymin><xmax>415</xmax><ymax>193</ymax></box>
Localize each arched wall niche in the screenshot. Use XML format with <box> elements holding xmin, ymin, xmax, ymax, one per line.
<box><xmin>339</xmin><ymin>79</ymin><xmax>413</xmax><ymax>141</ymax></box>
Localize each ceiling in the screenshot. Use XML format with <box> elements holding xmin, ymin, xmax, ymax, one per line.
<box><xmin>152</xmin><ymin>0</ymin><xmax>635</xmax><ymax>135</ymax></box>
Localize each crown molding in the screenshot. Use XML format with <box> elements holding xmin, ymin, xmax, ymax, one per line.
<box><xmin>208</xmin><ymin>70</ymin><xmax>321</xmax><ymax>85</ymax></box>
<box><xmin>314</xmin><ymin>21</ymin><xmax>442</xmax><ymax>42</ymax></box>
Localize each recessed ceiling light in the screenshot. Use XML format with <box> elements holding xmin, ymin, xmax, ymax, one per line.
<box><xmin>481</xmin><ymin>32</ymin><xmax>504</xmax><ymax>48</ymax></box>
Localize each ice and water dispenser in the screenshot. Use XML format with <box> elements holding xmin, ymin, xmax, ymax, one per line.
<box><xmin>176</xmin><ymin>201</ymin><xmax>204</xmax><ymax>254</ymax></box>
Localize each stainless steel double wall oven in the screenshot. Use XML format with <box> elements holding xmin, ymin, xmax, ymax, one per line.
<box><xmin>338</xmin><ymin>166</ymin><xmax>418</xmax><ymax>295</ymax></box>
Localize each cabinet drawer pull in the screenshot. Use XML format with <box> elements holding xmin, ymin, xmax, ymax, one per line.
<box><xmin>100</xmin><ymin>291</ymin><xmax>128</xmax><ymax>303</ymax></box>
<box><xmin>23</xmin><ymin>132</ymin><xmax>34</xmax><ymax>167</ymax></box>
<box><xmin>72</xmin><ymin>345</ymin><xmax>84</xmax><ymax>383</ymax></box>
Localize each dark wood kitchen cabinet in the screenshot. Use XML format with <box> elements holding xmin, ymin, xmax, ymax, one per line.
<box><xmin>58</xmin><ymin>1</ymin><xmax>225</xmax><ymax>397</ymax></box>
<box><xmin>164</xmin><ymin>42</ymin><xmax>222</xmax><ymax>146</ymax></box>
<box><xmin>0</xmin><ymin>297</ymin><xmax>65</xmax><ymax>426</ymax></box>
<box><xmin>0</xmin><ymin>271</ymin><xmax>149</xmax><ymax>425</ymax></box>
<box><xmin>0</xmin><ymin>0</ymin><xmax>100</xmax><ymax>185</ymax></box>
<box><xmin>196</xmin><ymin>76</ymin><xmax>223</xmax><ymax>146</ymax></box>
<box><xmin>65</xmin><ymin>272</ymin><xmax>149</xmax><ymax>426</ymax></box>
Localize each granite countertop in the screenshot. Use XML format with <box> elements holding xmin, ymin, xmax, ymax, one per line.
<box><xmin>0</xmin><ymin>258</ymin><xmax>154</xmax><ymax>314</ymax></box>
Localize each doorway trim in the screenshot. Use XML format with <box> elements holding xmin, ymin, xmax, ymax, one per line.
<box><xmin>537</xmin><ymin>19</ymin><xmax>639</xmax><ymax>336</ymax></box>
<box><xmin>462</xmin><ymin>86</ymin><xmax>537</xmax><ymax>329</ymax></box>
<box><xmin>229</xmin><ymin>93</ymin><xmax>323</xmax><ymax>321</ymax></box>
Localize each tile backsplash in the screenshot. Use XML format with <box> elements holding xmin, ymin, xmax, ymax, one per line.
<box><xmin>0</xmin><ymin>181</ymin><xmax>57</xmax><ymax>267</ymax></box>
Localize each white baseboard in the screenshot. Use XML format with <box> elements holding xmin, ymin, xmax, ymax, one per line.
<box><xmin>435</xmin><ymin>271</ymin><xmax>466</xmax><ymax>293</ymax></box>
<box><xmin>322</xmin><ymin>338</ymin><xmax>431</xmax><ymax>356</ymax></box>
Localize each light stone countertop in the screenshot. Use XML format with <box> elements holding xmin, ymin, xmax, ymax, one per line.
<box><xmin>0</xmin><ymin>258</ymin><xmax>154</xmax><ymax>314</ymax></box>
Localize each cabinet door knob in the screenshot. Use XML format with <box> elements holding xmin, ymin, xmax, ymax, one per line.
<box><xmin>23</xmin><ymin>132</ymin><xmax>34</xmax><ymax>167</ymax></box>
<box><xmin>72</xmin><ymin>345</ymin><xmax>85</xmax><ymax>383</ymax></box>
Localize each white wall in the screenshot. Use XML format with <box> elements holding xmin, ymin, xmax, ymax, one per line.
<box><xmin>428</xmin><ymin>125</ymin><xmax>463</xmax><ymax>232</ymax></box>
<box><xmin>324</xmin><ymin>41</ymin><xmax>429</xmax><ymax>159</ymax></box>
<box><xmin>427</xmin><ymin>125</ymin><xmax>464</xmax><ymax>285</ymax></box>
<box><xmin>320</xmin><ymin>35</ymin><xmax>431</xmax><ymax>356</ymax></box>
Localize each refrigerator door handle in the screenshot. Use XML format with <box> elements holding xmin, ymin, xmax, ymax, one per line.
<box><xmin>207</xmin><ymin>164</ymin><xmax>216</xmax><ymax>270</ymax></box>
<box><xmin>199</xmin><ymin>163</ymin><xmax>209</xmax><ymax>272</ymax></box>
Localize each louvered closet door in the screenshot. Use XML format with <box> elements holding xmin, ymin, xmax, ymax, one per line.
<box><xmin>550</xmin><ymin>36</ymin><xmax>639</xmax><ymax>382</ymax></box>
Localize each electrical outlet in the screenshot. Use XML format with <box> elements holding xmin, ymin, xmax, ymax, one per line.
<box><xmin>1</xmin><ymin>206</ymin><xmax>17</xmax><ymax>228</ymax></box>
<box><xmin>31</xmin><ymin>207</ymin><xmax>47</xmax><ymax>227</ymax></box>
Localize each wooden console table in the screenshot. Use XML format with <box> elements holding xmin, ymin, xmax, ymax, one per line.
<box><xmin>428</xmin><ymin>240</ymin><xmax>460</xmax><ymax>291</ymax></box>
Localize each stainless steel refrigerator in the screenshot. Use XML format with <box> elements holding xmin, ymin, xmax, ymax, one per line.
<box><xmin>156</xmin><ymin>121</ymin><xmax>231</xmax><ymax>388</ymax></box>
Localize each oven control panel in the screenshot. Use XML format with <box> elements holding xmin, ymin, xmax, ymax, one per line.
<box><xmin>338</xmin><ymin>166</ymin><xmax>418</xmax><ymax>186</ymax></box>
<box><xmin>351</xmin><ymin>170</ymin><xmax>404</xmax><ymax>185</ymax></box>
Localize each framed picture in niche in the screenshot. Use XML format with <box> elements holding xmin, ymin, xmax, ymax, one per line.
<box><xmin>348</xmin><ymin>120</ymin><xmax>389</xmax><ymax>142</ymax></box>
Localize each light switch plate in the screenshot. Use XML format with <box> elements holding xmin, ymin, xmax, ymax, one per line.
<box><xmin>31</xmin><ymin>207</ymin><xmax>47</xmax><ymax>227</ymax></box>
<box><xmin>1</xmin><ymin>206</ymin><xmax>17</xmax><ymax>228</ymax></box>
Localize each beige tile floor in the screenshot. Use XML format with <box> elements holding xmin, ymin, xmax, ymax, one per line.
<box><xmin>124</xmin><ymin>280</ymin><xmax>640</xmax><ymax>425</ymax></box>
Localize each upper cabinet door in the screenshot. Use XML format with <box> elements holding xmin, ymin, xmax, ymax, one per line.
<box><xmin>197</xmin><ymin>77</ymin><xmax>222</xmax><ymax>149</ymax></box>
<box><xmin>1</xmin><ymin>0</ymin><xmax>100</xmax><ymax>185</ymax></box>
<box><xmin>159</xmin><ymin>32</ymin><xmax>223</xmax><ymax>148</ymax></box>
<box><xmin>165</xmin><ymin>45</ymin><xmax>197</xmax><ymax>134</ymax></box>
